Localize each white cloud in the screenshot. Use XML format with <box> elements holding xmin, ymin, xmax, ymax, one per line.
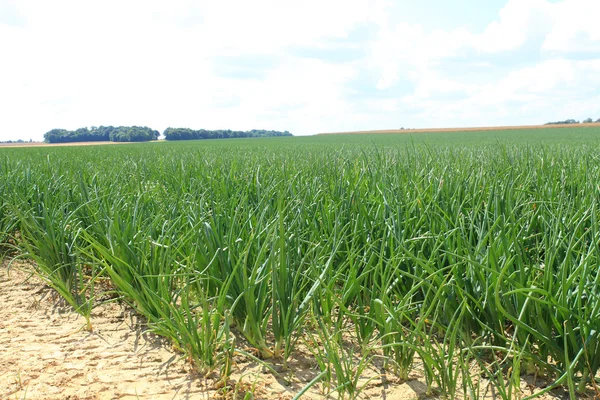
<box><xmin>0</xmin><ymin>0</ymin><xmax>599</xmax><ymax>141</ymax></box>
<box><xmin>370</xmin><ymin>23</ymin><xmax>476</xmax><ymax>90</ymax></box>
<box><xmin>542</xmin><ymin>0</ymin><xmax>600</xmax><ymax>53</ymax></box>
<box><xmin>473</xmin><ymin>0</ymin><xmax>551</xmax><ymax>53</ymax></box>
<box><xmin>193</xmin><ymin>0</ymin><xmax>383</xmax><ymax>53</ymax></box>
<box><xmin>0</xmin><ymin>0</ymin><xmax>387</xmax><ymax>139</ymax></box>
<box><xmin>400</xmin><ymin>58</ymin><xmax>600</xmax><ymax>128</ymax></box>
<box><xmin>364</xmin><ymin>0</ymin><xmax>600</xmax><ymax>129</ymax></box>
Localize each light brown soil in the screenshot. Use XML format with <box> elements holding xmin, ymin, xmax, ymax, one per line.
<box><xmin>0</xmin><ymin>263</ymin><xmax>213</xmax><ymax>399</ymax></box>
<box><xmin>320</xmin><ymin>123</ymin><xmax>600</xmax><ymax>135</ymax></box>
<box><xmin>0</xmin><ymin>261</ymin><xmax>578</xmax><ymax>399</ymax></box>
<box><xmin>0</xmin><ymin>261</ymin><xmax>430</xmax><ymax>399</ymax></box>
<box><xmin>0</xmin><ymin>141</ymin><xmax>141</xmax><ymax>149</ymax></box>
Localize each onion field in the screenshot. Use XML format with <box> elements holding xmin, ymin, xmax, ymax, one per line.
<box><xmin>2</xmin><ymin>128</ymin><xmax>600</xmax><ymax>399</ymax></box>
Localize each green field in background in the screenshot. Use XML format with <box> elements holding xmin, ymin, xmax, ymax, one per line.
<box><xmin>2</xmin><ymin>125</ymin><xmax>600</xmax><ymax>398</ymax></box>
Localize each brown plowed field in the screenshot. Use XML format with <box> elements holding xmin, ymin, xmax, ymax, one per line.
<box><xmin>320</xmin><ymin>123</ymin><xmax>600</xmax><ymax>135</ymax></box>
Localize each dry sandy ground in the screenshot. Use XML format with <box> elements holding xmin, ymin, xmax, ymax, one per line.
<box><xmin>0</xmin><ymin>141</ymin><xmax>154</xmax><ymax>149</ymax></box>
<box><xmin>320</xmin><ymin>123</ymin><xmax>600</xmax><ymax>135</ymax></box>
<box><xmin>0</xmin><ymin>260</ymin><xmax>577</xmax><ymax>400</ymax></box>
<box><xmin>0</xmin><ymin>263</ymin><xmax>213</xmax><ymax>400</ymax></box>
<box><xmin>0</xmin><ymin>261</ymin><xmax>426</xmax><ymax>400</ymax></box>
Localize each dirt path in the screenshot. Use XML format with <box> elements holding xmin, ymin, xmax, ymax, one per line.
<box><xmin>0</xmin><ymin>141</ymin><xmax>127</xmax><ymax>149</ymax></box>
<box><xmin>0</xmin><ymin>262</ymin><xmax>434</xmax><ymax>400</ymax></box>
<box><xmin>0</xmin><ymin>263</ymin><xmax>211</xmax><ymax>400</ymax></box>
<box><xmin>1</xmin><ymin>261</ymin><xmax>575</xmax><ymax>400</ymax></box>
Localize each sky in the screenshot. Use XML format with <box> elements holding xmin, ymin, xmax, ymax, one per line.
<box><xmin>0</xmin><ymin>0</ymin><xmax>599</xmax><ymax>141</ymax></box>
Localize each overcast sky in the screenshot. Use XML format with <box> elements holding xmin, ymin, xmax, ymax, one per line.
<box><xmin>1</xmin><ymin>0</ymin><xmax>599</xmax><ymax>140</ymax></box>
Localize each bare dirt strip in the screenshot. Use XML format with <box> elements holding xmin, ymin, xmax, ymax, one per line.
<box><xmin>0</xmin><ymin>261</ymin><xmax>422</xmax><ymax>400</ymax></box>
<box><xmin>1</xmin><ymin>260</ymin><xmax>575</xmax><ymax>400</ymax></box>
<box><xmin>0</xmin><ymin>141</ymin><xmax>149</xmax><ymax>149</ymax></box>
<box><xmin>0</xmin><ymin>262</ymin><xmax>213</xmax><ymax>400</ymax></box>
<box><xmin>319</xmin><ymin>123</ymin><xmax>600</xmax><ymax>135</ymax></box>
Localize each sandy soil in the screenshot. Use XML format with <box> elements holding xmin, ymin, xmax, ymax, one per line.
<box><xmin>0</xmin><ymin>261</ymin><xmax>421</xmax><ymax>399</ymax></box>
<box><xmin>0</xmin><ymin>260</ymin><xmax>577</xmax><ymax>399</ymax></box>
<box><xmin>0</xmin><ymin>141</ymin><xmax>141</xmax><ymax>149</ymax></box>
<box><xmin>320</xmin><ymin>123</ymin><xmax>600</xmax><ymax>135</ymax></box>
<box><xmin>0</xmin><ymin>263</ymin><xmax>214</xmax><ymax>400</ymax></box>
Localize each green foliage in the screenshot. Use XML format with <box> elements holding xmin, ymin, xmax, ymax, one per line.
<box><xmin>4</xmin><ymin>126</ymin><xmax>600</xmax><ymax>397</ymax></box>
<box><xmin>545</xmin><ymin>119</ymin><xmax>580</xmax><ymax>125</ymax></box>
<box><xmin>43</xmin><ymin>126</ymin><xmax>159</xmax><ymax>143</ymax></box>
<box><xmin>163</xmin><ymin>127</ymin><xmax>292</xmax><ymax>140</ymax></box>
<box><xmin>108</xmin><ymin>126</ymin><xmax>160</xmax><ymax>142</ymax></box>
<box><xmin>43</xmin><ymin>126</ymin><xmax>290</xmax><ymax>143</ymax></box>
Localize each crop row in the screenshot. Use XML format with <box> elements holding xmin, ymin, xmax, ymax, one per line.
<box><xmin>1</xmin><ymin>139</ymin><xmax>599</xmax><ymax>398</ymax></box>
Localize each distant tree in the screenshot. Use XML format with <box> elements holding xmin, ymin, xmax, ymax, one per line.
<box><xmin>596</xmin><ymin>118</ymin><xmax>600</xmax><ymax>123</ymax></box>
<box><xmin>163</xmin><ymin>128</ymin><xmax>293</xmax><ymax>141</ymax></box>
<box><xmin>583</xmin><ymin>118</ymin><xmax>594</xmax><ymax>123</ymax></box>
<box><xmin>0</xmin><ymin>139</ymin><xmax>25</xmax><ymax>143</ymax></box>
<box><xmin>545</xmin><ymin>119</ymin><xmax>580</xmax><ymax>125</ymax></box>
<box><xmin>44</xmin><ymin>128</ymin><xmax>70</xmax><ymax>143</ymax></box>
<box><xmin>110</xmin><ymin>126</ymin><xmax>159</xmax><ymax>142</ymax></box>
<box><xmin>44</xmin><ymin>126</ymin><xmax>159</xmax><ymax>143</ymax></box>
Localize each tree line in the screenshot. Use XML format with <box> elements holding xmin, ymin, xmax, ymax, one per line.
<box><xmin>545</xmin><ymin>118</ymin><xmax>600</xmax><ymax>125</ymax></box>
<box><xmin>162</xmin><ymin>128</ymin><xmax>292</xmax><ymax>140</ymax></box>
<box><xmin>0</xmin><ymin>139</ymin><xmax>32</xmax><ymax>144</ymax></box>
<box><xmin>43</xmin><ymin>126</ymin><xmax>293</xmax><ymax>143</ymax></box>
<box><xmin>44</xmin><ymin>126</ymin><xmax>160</xmax><ymax>143</ymax></box>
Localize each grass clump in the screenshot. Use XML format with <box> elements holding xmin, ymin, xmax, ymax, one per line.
<box><xmin>2</xmin><ymin>129</ymin><xmax>600</xmax><ymax>398</ymax></box>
